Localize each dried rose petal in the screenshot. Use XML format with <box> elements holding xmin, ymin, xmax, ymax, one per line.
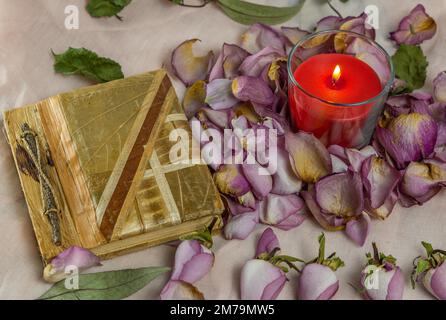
<box><xmin>43</xmin><ymin>246</ymin><xmax>101</xmax><ymax>283</ymax></box>
<box><xmin>242</xmin><ymin>161</ymin><xmax>272</xmax><ymax>200</ymax></box>
<box><xmin>301</xmin><ymin>190</ymin><xmax>344</xmax><ymax>231</ymax></box>
<box><xmin>209</xmin><ymin>43</ymin><xmax>249</xmax><ymax>81</ymax></box>
<box><xmin>315</xmin><ymin>171</ymin><xmax>364</xmax><ymax>218</ymax></box>
<box><xmin>240</xmin><ymin>259</ymin><xmax>286</xmax><ymax>300</ymax></box>
<box><xmin>281</xmin><ymin>26</ymin><xmax>310</xmax><ymax>46</ymax></box>
<box><xmin>183</xmin><ymin>80</ymin><xmax>206</xmax><ymax>119</ymax></box>
<box><xmin>171</xmin><ymin>39</ymin><xmax>213</xmax><ymax>86</ymax></box>
<box><xmin>224</xmin><ymin>210</ymin><xmax>259</xmax><ymax>240</ymax></box>
<box><xmin>399</xmin><ymin>160</ymin><xmax>446</xmax><ymax>204</ymax></box>
<box><xmin>205</xmin><ymin>78</ymin><xmax>239</xmax><ymax>110</ymax></box>
<box><xmin>239</xmin><ymin>46</ymin><xmax>285</xmax><ymax>78</ymax></box>
<box><xmin>361</xmin><ymin>156</ymin><xmax>401</xmax><ymax>209</ymax></box>
<box><xmin>285</xmin><ymin>131</ymin><xmax>332</xmax><ymax>183</ymax></box>
<box><xmin>259</xmin><ymin>193</ymin><xmax>306</xmax><ymax>231</ymax></box>
<box><xmin>297</xmin><ymin>263</ymin><xmax>339</xmax><ymax>300</ymax></box>
<box><xmin>255</xmin><ymin>227</ymin><xmax>280</xmax><ymax>258</ymax></box>
<box><xmin>232</xmin><ymin>76</ymin><xmax>274</xmax><ymax>106</ymax></box>
<box><xmin>346</xmin><ymin>38</ymin><xmax>390</xmax><ymax>84</ymax></box>
<box><xmin>224</xmin><ymin>195</ymin><xmax>256</xmax><ymax>215</ymax></box>
<box><xmin>345</xmin><ymin>213</ymin><xmax>371</xmax><ymax>247</ymax></box>
<box><xmin>376</xmin><ymin>113</ymin><xmax>438</xmax><ymax>169</ymax></box>
<box><xmin>241</xmin><ymin>23</ymin><xmax>285</xmax><ymax>54</ymax></box>
<box><xmin>238</xmin><ymin>191</ymin><xmax>257</xmax><ymax>210</ymax></box>
<box><xmin>270</xmin><ymin>147</ymin><xmax>302</xmax><ymax>195</ymax></box>
<box><xmin>335</xmin><ymin>13</ymin><xmax>376</xmax><ymax>52</ymax></box>
<box><xmin>366</xmin><ymin>191</ymin><xmax>399</xmax><ymax>220</ymax></box>
<box><xmin>390</xmin><ymin>4</ymin><xmax>437</xmax><ymax>45</ymax></box>
<box><xmin>160</xmin><ymin>280</ymin><xmax>204</xmax><ymax>300</ymax></box>
<box><xmin>214</xmin><ymin>164</ymin><xmax>250</xmax><ymax>197</ymax></box>
<box><xmin>433</xmin><ymin>71</ymin><xmax>446</xmax><ymax>103</ymax></box>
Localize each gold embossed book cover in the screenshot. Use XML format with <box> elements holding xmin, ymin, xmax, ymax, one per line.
<box><xmin>3</xmin><ymin>69</ymin><xmax>224</xmax><ymax>264</ymax></box>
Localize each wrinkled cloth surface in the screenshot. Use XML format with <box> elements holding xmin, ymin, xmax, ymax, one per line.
<box><xmin>0</xmin><ymin>0</ymin><xmax>445</xmax><ymax>299</ymax></box>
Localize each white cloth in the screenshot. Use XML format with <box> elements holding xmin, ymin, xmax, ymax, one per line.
<box><xmin>0</xmin><ymin>0</ymin><xmax>445</xmax><ymax>300</ymax></box>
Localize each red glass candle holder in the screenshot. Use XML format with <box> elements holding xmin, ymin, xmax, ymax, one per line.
<box><xmin>287</xmin><ymin>30</ymin><xmax>394</xmax><ymax>148</ymax></box>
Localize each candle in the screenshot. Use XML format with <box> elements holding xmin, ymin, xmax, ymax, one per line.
<box><xmin>289</xmin><ymin>53</ymin><xmax>382</xmax><ymax>147</ymax></box>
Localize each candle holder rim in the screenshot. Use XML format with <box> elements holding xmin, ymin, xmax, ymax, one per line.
<box><xmin>287</xmin><ymin>29</ymin><xmax>395</xmax><ymax>108</ymax></box>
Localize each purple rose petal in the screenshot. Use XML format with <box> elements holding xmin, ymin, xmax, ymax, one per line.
<box><xmin>209</xmin><ymin>43</ymin><xmax>249</xmax><ymax>81</ymax></box>
<box><xmin>390</xmin><ymin>4</ymin><xmax>437</xmax><ymax>45</ymax></box>
<box><xmin>433</xmin><ymin>71</ymin><xmax>446</xmax><ymax>103</ymax></box>
<box><xmin>239</xmin><ymin>46</ymin><xmax>285</xmax><ymax>78</ymax></box>
<box><xmin>232</xmin><ymin>76</ymin><xmax>274</xmax><ymax>106</ymax></box>
<box><xmin>214</xmin><ymin>164</ymin><xmax>251</xmax><ymax>197</ymax></box>
<box><xmin>376</xmin><ymin>113</ymin><xmax>438</xmax><ymax>169</ymax></box>
<box><xmin>315</xmin><ymin>171</ymin><xmax>364</xmax><ymax>217</ymax></box>
<box><xmin>171</xmin><ymin>39</ymin><xmax>214</xmax><ymax>86</ymax></box>
<box><xmin>241</xmin><ymin>23</ymin><xmax>286</xmax><ymax>54</ymax></box>
<box><xmin>205</xmin><ymin>78</ymin><xmax>239</xmax><ymax>110</ymax></box>
<box><xmin>301</xmin><ymin>190</ymin><xmax>345</xmax><ymax>231</ymax></box>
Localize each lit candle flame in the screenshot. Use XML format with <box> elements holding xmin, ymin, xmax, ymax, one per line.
<box><xmin>332</xmin><ymin>64</ymin><xmax>341</xmax><ymax>84</ymax></box>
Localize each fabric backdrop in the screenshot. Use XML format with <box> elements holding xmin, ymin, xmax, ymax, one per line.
<box><xmin>0</xmin><ymin>0</ymin><xmax>445</xmax><ymax>300</ymax></box>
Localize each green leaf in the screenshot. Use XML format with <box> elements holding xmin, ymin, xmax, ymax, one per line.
<box><xmin>52</xmin><ymin>47</ymin><xmax>124</xmax><ymax>83</ymax></box>
<box><xmin>391</xmin><ymin>44</ymin><xmax>428</xmax><ymax>93</ymax></box>
<box><xmin>415</xmin><ymin>259</ymin><xmax>430</xmax><ymax>275</ymax></box>
<box><xmin>421</xmin><ymin>241</ymin><xmax>434</xmax><ymax>256</ymax></box>
<box><xmin>86</xmin><ymin>0</ymin><xmax>132</xmax><ymax>18</ymax></box>
<box><xmin>217</xmin><ymin>0</ymin><xmax>305</xmax><ymax>25</ymax></box>
<box><xmin>38</xmin><ymin>267</ymin><xmax>170</xmax><ymax>300</ymax></box>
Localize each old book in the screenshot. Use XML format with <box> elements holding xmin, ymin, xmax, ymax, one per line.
<box><xmin>3</xmin><ymin>70</ymin><xmax>224</xmax><ymax>264</ymax></box>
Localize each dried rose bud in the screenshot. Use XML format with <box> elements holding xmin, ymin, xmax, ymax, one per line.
<box><xmin>412</xmin><ymin>241</ymin><xmax>446</xmax><ymax>300</ymax></box>
<box><xmin>297</xmin><ymin>233</ymin><xmax>344</xmax><ymax>300</ymax></box>
<box><xmin>359</xmin><ymin>243</ymin><xmax>404</xmax><ymax>300</ymax></box>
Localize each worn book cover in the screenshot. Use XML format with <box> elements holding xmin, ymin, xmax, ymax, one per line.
<box><xmin>3</xmin><ymin>69</ymin><xmax>224</xmax><ymax>264</ymax></box>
